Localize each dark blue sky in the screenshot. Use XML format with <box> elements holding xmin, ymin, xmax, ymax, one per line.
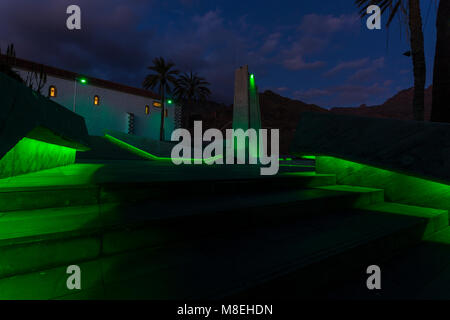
<box><xmin>0</xmin><ymin>0</ymin><xmax>439</xmax><ymax>107</ymax></box>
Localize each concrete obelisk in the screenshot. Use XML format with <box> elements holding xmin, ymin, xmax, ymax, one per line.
<box><xmin>232</xmin><ymin>65</ymin><xmax>262</xmax><ymax>159</ymax></box>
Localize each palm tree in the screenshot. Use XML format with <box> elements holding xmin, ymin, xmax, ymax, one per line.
<box><xmin>143</xmin><ymin>57</ymin><xmax>179</xmax><ymax>141</ymax></box>
<box><xmin>174</xmin><ymin>71</ymin><xmax>211</xmax><ymax>129</ymax></box>
<box><xmin>356</xmin><ymin>0</ymin><xmax>426</xmax><ymax>121</ymax></box>
<box><xmin>430</xmin><ymin>0</ymin><xmax>450</xmax><ymax>123</ymax></box>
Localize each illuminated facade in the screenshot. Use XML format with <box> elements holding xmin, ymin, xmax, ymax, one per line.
<box><xmin>9</xmin><ymin>56</ymin><xmax>179</xmax><ymax>141</ymax></box>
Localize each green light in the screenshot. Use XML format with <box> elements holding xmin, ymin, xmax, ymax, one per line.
<box><xmin>301</xmin><ymin>155</ymin><xmax>316</xmax><ymax>160</ymax></box>
<box><xmin>0</xmin><ymin>137</ymin><xmax>77</xmax><ymax>179</ymax></box>
<box><xmin>316</xmin><ymin>156</ymin><xmax>450</xmax><ymax>212</ymax></box>
<box><xmin>79</xmin><ymin>78</ymin><xmax>87</xmax><ymax>84</ymax></box>
<box><xmin>250</xmin><ymin>74</ymin><xmax>254</xmax><ymax>79</ymax></box>
<box><xmin>0</xmin><ymin>163</ymin><xmax>103</xmax><ymax>189</ymax></box>
<box><xmin>167</xmin><ymin>99</ymin><xmax>173</xmax><ymax>104</ymax></box>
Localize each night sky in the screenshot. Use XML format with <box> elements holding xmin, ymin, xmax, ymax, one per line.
<box><xmin>0</xmin><ymin>0</ymin><xmax>439</xmax><ymax>107</ymax></box>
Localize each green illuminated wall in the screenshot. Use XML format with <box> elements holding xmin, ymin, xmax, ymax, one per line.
<box><xmin>0</xmin><ymin>137</ymin><xmax>76</xmax><ymax>179</ymax></box>
<box><xmin>316</xmin><ymin>156</ymin><xmax>450</xmax><ymax>212</ymax></box>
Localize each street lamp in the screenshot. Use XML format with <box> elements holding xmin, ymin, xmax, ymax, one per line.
<box><xmin>73</xmin><ymin>77</ymin><xmax>88</xmax><ymax>112</ymax></box>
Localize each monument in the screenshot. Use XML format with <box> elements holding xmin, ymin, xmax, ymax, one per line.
<box><xmin>232</xmin><ymin>65</ymin><xmax>262</xmax><ymax>158</ymax></box>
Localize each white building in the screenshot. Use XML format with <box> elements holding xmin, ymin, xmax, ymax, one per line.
<box><xmin>7</xmin><ymin>56</ymin><xmax>178</xmax><ymax>141</ymax></box>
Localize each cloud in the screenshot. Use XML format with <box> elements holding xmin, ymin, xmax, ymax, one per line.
<box><xmin>298</xmin><ymin>13</ymin><xmax>359</xmax><ymax>35</ymax></box>
<box><xmin>349</xmin><ymin>57</ymin><xmax>385</xmax><ymax>82</ymax></box>
<box><xmin>0</xmin><ymin>2</ymin><xmax>383</xmax><ymax>105</ymax></box>
<box><xmin>324</xmin><ymin>58</ymin><xmax>370</xmax><ymax>77</ymax></box>
<box><xmin>260</xmin><ymin>32</ymin><xmax>282</xmax><ymax>54</ymax></box>
<box><xmin>193</xmin><ymin>9</ymin><xmax>224</xmax><ymax>33</ymax></box>
<box><xmin>0</xmin><ymin>0</ymin><xmax>155</xmax><ymax>85</ymax></box>
<box><xmin>280</xmin><ymin>13</ymin><xmax>359</xmax><ymax>72</ymax></box>
<box><xmin>0</xmin><ymin>3</ymin><xmax>250</xmax><ymax>102</ymax></box>
<box><xmin>280</xmin><ymin>40</ymin><xmax>325</xmax><ymax>71</ymax></box>
<box><xmin>283</xmin><ymin>56</ymin><xmax>325</xmax><ymax>71</ymax></box>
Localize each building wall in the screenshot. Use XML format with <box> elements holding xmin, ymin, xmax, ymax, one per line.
<box><xmin>15</xmin><ymin>69</ymin><xmax>175</xmax><ymax>140</ymax></box>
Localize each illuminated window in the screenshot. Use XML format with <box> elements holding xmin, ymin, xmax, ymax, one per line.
<box><xmin>165</xmin><ymin>109</ymin><xmax>168</xmax><ymax>118</ymax></box>
<box><xmin>152</xmin><ymin>101</ymin><xmax>162</xmax><ymax>108</ymax></box>
<box><xmin>49</xmin><ymin>86</ymin><xmax>57</xmax><ymax>97</ymax></box>
<box><xmin>145</xmin><ymin>105</ymin><xmax>150</xmax><ymax>115</ymax></box>
<box><xmin>94</xmin><ymin>95</ymin><xmax>100</xmax><ymax>106</ymax></box>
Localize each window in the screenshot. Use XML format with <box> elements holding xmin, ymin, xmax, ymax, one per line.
<box><xmin>127</xmin><ymin>113</ymin><xmax>135</xmax><ymax>135</ymax></box>
<box><xmin>145</xmin><ymin>105</ymin><xmax>150</xmax><ymax>115</ymax></box>
<box><xmin>94</xmin><ymin>95</ymin><xmax>100</xmax><ymax>106</ymax></box>
<box><xmin>49</xmin><ymin>86</ymin><xmax>57</xmax><ymax>97</ymax></box>
<box><xmin>165</xmin><ymin>109</ymin><xmax>168</xmax><ymax>118</ymax></box>
<box><xmin>152</xmin><ymin>101</ymin><xmax>162</xmax><ymax>108</ymax></box>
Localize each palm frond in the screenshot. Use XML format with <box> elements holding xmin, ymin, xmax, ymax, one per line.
<box><xmin>142</xmin><ymin>56</ymin><xmax>179</xmax><ymax>94</ymax></box>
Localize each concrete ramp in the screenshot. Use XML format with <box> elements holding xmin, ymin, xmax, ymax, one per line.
<box><xmin>102</xmin><ymin>130</ymin><xmax>206</xmax><ymax>161</ymax></box>
<box><xmin>76</xmin><ymin>136</ymin><xmax>147</xmax><ymax>162</ymax></box>
<box><xmin>102</xmin><ymin>130</ymin><xmax>178</xmax><ymax>160</ymax></box>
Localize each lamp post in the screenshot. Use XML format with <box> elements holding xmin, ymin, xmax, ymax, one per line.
<box><xmin>73</xmin><ymin>77</ymin><xmax>87</xmax><ymax>113</ymax></box>
<box><xmin>73</xmin><ymin>79</ymin><xmax>77</xmax><ymax>112</ymax></box>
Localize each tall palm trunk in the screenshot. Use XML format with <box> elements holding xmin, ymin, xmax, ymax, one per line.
<box><xmin>181</xmin><ymin>98</ymin><xmax>193</xmax><ymax>130</ymax></box>
<box><xmin>160</xmin><ymin>86</ymin><xmax>165</xmax><ymax>141</ymax></box>
<box><xmin>430</xmin><ymin>0</ymin><xmax>450</xmax><ymax>123</ymax></box>
<box><xmin>186</xmin><ymin>98</ymin><xmax>193</xmax><ymax>131</ymax></box>
<box><xmin>408</xmin><ymin>0</ymin><xmax>426</xmax><ymax>121</ymax></box>
<box><xmin>182</xmin><ymin>100</ymin><xmax>190</xmax><ymax>129</ymax></box>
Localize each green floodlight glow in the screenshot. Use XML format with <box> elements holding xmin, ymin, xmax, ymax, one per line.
<box><xmin>250</xmin><ymin>74</ymin><xmax>255</xmax><ymax>79</ymax></box>
<box><xmin>104</xmin><ymin>134</ymin><xmax>222</xmax><ymax>164</ymax></box>
<box><xmin>301</xmin><ymin>155</ymin><xmax>316</xmax><ymax>160</ymax></box>
<box><xmin>0</xmin><ymin>137</ymin><xmax>77</xmax><ymax>179</ymax></box>
<box><xmin>167</xmin><ymin>99</ymin><xmax>173</xmax><ymax>104</ymax></box>
<box><xmin>79</xmin><ymin>78</ymin><xmax>87</xmax><ymax>84</ymax></box>
<box><xmin>316</xmin><ymin>155</ymin><xmax>450</xmax><ymax>212</ymax></box>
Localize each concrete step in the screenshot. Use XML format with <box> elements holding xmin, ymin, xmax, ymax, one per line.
<box><xmin>0</xmin><ymin>186</ymin><xmax>382</xmax><ymax>280</ymax></box>
<box><xmin>0</xmin><ymin>202</ymin><xmax>445</xmax><ymax>299</ymax></box>
<box><xmin>312</xmin><ymin>226</ymin><xmax>450</xmax><ymax>300</ymax></box>
<box><xmin>0</xmin><ymin>166</ymin><xmax>333</xmax><ymax>212</ymax></box>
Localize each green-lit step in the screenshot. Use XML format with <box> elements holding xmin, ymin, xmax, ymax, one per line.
<box><xmin>0</xmin><ymin>201</ymin><xmax>446</xmax><ymax>300</ymax></box>
<box><xmin>0</xmin><ymin>186</ymin><xmax>382</xmax><ymax>281</ymax></box>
